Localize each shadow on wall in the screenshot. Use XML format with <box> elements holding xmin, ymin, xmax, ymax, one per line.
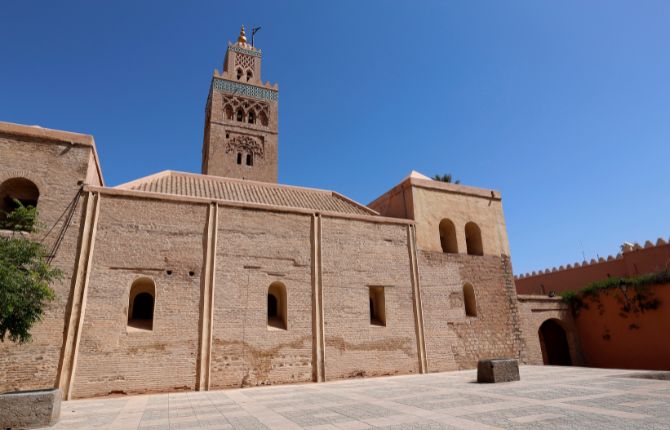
<box><xmin>574</xmin><ymin>284</ymin><xmax>670</xmax><ymax>370</ymax></box>
<box><xmin>539</xmin><ymin>319</ymin><xmax>572</xmax><ymax>366</ymax></box>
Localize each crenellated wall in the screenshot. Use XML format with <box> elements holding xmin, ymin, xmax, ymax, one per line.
<box><xmin>515</xmin><ymin>237</ymin><xmax>670</xmax><ymax>295</ymax></box>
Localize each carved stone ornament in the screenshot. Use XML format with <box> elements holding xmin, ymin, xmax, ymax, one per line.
<box><xmin>225</xmin><ymin>135</ymin><xmax>264</xmax><ymax>158</ymax></box>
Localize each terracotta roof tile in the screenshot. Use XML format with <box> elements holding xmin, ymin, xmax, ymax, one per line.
<box><xmin>116</xmin><ymin>171</ymin><xmax>375</xmax><ymax>216</ymax></box>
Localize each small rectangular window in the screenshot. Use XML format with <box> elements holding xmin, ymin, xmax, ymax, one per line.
<box><xmin>236</xmin><ymin>153</ymin><xmax>242</xmax><ymax>165</ymax></box>
<box><xmin>369</xmin><ymin>286</ymin><xmax>386</xmax><ymax>326</ymax></box>
<box><xmin>246</xmin><ymin>153</ymin><xmax>253</xmax><ymax>166</ymax></box>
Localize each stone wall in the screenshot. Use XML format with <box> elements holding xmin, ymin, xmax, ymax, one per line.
<box><xmin>0</xmin><ymin>125</ymin><xmax>534</xmax><ymax>398</ymax></box>
<box><xmin>71</xmin><ymin>196</ymin><xmax>208</xmax><ymax>398</ymax></box>
<box><xmin>210</xmin><ymin>207</ymin><xmax>313</xmax><ymax>388</ymax></box>
<box><xmin>419</xmin><ymin>252</ymin><xmax>524</xmax><ymax>371</ymax></box>
<box><xmin>516</xmin><ymin>295</ymin><xmax>580</xmax><ymax>365</ymax></box>
<box><xmin>321</xmin><ymin>218</ymin><xmax>420</xmax><ymax>380</ymax></box>
<box><xmin>0</xmin><ymin>132</ymin><xmax>94</xmax><ymax>392</ymax></box>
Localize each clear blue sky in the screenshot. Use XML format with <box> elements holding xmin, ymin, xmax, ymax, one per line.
<box><xmin>2</xmin><ymin>1</ymin><xmax>669</xmax><ymax>275</ymax></box>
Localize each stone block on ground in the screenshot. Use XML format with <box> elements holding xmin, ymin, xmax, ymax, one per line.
<box><xmin>477</xmin><ymin>358</ymin><xmax>520</xmax><ymax>383</ymax></box>
<box><xmin>0</xmin><ymin>388</ymin><xmax>61</xmax><ymax>429</ymax></box>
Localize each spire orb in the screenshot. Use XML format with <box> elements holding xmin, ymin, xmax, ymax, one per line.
<box><xmin>237</xmin><ymin>25</ymin><xmax>247</xmax><ymax>44</ymax></box>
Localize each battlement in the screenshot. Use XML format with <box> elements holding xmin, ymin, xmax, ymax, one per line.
<box><xmin>515</xmin><ymin>235</ymin><xmax>670</xmax><ymax>280</ymax></box>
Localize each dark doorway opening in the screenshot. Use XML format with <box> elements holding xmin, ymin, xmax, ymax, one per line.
<box><xmin>539</xmin><ymin>319</ymin><xmax>572</xmax><ymax>365</ymax></box>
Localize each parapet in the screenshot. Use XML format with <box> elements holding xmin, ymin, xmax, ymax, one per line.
<box><xmin>514</xmin><ymin>235</ymin><xmax>670</xmax><ymax>280</ymax></box>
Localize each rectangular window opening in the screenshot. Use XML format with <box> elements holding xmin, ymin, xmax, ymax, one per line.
<box><xmin>369</xmin><ymin>286</ymin><xmax>386</xmax><ymax>326</ymax></box>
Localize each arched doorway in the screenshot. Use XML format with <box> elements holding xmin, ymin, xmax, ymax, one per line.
<box><xmin>539</xmin><ymin>319</ymin><xmax>572</xmax><ymax>365</ymax></box>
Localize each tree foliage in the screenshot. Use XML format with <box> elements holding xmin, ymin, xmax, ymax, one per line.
<box><xmin>0</xmin><ymin>198</ymin><xmax>38</xmax><ymax>231</ymax></box>
<box><xmin>0</xmin><ymin>203</ymin><xmax>60</xmax><ymax>343</ymax></box>
<box><xmin>432</xmin><ymin>173</ymin><xmax>460</xmax><ymax>184</ymax></box>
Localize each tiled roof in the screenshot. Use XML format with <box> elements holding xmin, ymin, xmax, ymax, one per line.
<box><xmin>115</xmin><ymin>171</ymin><xmax>376</xmax><ymax>216</ymax></box>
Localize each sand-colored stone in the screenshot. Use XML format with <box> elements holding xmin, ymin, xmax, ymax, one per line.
<box><xmin>0</xmin><ymin>28</ymin><xmax>559</xmax><ymax>400</ymax></box>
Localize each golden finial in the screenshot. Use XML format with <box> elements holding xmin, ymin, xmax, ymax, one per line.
<box><xmin>237</xmin><ymin>25</ymin><xmax>247</xmax><ymax>44</ymax></box>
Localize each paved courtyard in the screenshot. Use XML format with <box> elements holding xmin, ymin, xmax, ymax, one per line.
<box><xmin>41</xmin><ymin>366</ymin><xmax>670</xmax><ymax>429</ymax></box>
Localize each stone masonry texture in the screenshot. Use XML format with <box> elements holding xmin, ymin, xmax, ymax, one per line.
<box><xmin>0</xmin><ymin>388</ymin><xmax>61</xmax><ymax>429</ymax></box>
<box><xmin>0</xmin><ymin>123</ymin><xmax>546</xmax><ymax>398</ymax></box>
<box><xmin>0</xmin><ymin>29</ymin><xmax>564</xmax><ymax>398</ymax></box>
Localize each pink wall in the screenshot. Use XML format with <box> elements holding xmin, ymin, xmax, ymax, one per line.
<box><xmin>575</xmin><ymin>284</ymin><xmax>670</xmax><ymax>370</ymax></box>
<box><xmin>515</xmin><ymin>242</ymin><xmax>670</xmax><ymax>295</ymax></box>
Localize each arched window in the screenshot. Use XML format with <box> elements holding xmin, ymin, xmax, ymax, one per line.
<box><xmin>463</xmin><ymin>283</ymin><xmax>477</xmax><ymax>317</ymax></box>
<box><xmin>236</xmin><ymin>109</ymin><xmax>244</xmax><ymax>122</ymax></box>
<box><xmin>246</xmin><ymin>153</ymin><xmax>253</xmax><ymax>166</ymax></box>
<box><xmin>0</xmin><ymin>178</ymin><xmax>39</xmax><ymax>230</ymax></box>
<box><xmin>246</xmin><ymin>70</ymin><xmax>253</xmax><ymax>82</ymax></box>
<box><xmin>236</xmin><ymin>153</ymin><xmax>243</xmax><ymax>165</ymax></box>
<box><xmin>267</xmin><ymin>282</ymin><xmax>287</xmax><ymax>330</ymax></box>
<box><xmin>236</xmin><ymin>68</ymin><xmax>243</xmax><ymax>80</ymax></box>
<box><xmin>128</xmin><ymin>277</ymin><xmax>155</xmax><ymax>331</ymax></box>
<box><xmin>369</xmin><ymin>286</ymin><xmax>386</xmax><ymax>326</ymax></box>
<box><xmin>465</xmin><ymin>222</ymin><xmax>483</xmax><ymax>256</ymax></box>
<box><xmin>259</xmin><ymin>111</ymin><xmax>269</xmax><ymax>127</ymax></box>
<box><xmin>224</xmin><ymin>105</ymin><xmax>234</xmax><ymax>120</ymax></box>
<box><xmin>439</xmin><ymin>219</ymin><xmax>457</xmax><ymax>253</ymax></box>
<box><xmin>248</xmin><ymin>110</ymin><xmax>255</xmax><ymax>124</ymax></box>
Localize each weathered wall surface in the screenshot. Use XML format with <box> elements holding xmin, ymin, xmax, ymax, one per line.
<box><xmin>1</xmin><ymin>127</ymin><xmax>531</xmax><ymax>397</ymax></box>
<box><xmin>516</xmin><ymin>240</ymin><xmax>670</xmax><ymax>295</ymax></box>
<box><xmin>367</xmin><ymin>182</ymin><xmax>414</xmax><ymax>220</ymax></box>
<box><xmin>0</xmin><ymin>133</ymin><xmax>93</xmax><ymax>393</ymax></box>
<box><xmin>71</xmin><ymin>196</ymin><xmax>208</xmax><ymax>398</ymax></box>
<box><xmin>419</xmin><ymin>252</ymin><xmax>523</xmax><ymax>371</ymax></box>
<box><xmin>321</xmin><ymin>218</ymin><xmax>420</xmax><ymax>380</ymax></box>
<box><xmin>210</xmin><ymin>207</ymin><xmax>313</xmax><ymax>388</ymax></box>
<box><xmin>516</xmin><ymin>259</ymin><xmax>626</xmax><ymax>295</ymax></box>
<box><xmin>411</xmin><ymin>185</ymin><xmax>510</xmax><ymax>256</ymax></box>
<box><xmin>516</xmin><ymin>295</ymin><xmax>579</xmax><ymax>365</ymax></box>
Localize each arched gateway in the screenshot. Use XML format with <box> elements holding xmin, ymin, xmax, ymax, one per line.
<box><xmin>539</xmin><ymin>319</ymin><xmax>572</xmax><ymax>365</ymax></box>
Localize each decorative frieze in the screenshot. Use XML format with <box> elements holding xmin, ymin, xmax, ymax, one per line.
<box><xmin>225</xmin><ymin>135</ymin><xmax>264</xmax><ymax>158</ymax></box>
<box><xmin>212</xmin><ymin>78</ymin><xmax>278</xmax><ymax>102</ymax></box>
<box><xmin>229</xmin><ymin>45</ymin><xmax>262</xmax><ymax>58</ymax></box>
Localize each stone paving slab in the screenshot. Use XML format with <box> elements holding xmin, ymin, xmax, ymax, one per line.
<box><xmin>37</xmin><ymin>366</ymin><xmax>670</xmax><ymax>429</ymax></box>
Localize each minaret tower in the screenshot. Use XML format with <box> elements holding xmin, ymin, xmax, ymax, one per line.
<box><xmin>202</xmin><ymin>26</ymin><xmax>279</xmax><ymax>182</ymax></box>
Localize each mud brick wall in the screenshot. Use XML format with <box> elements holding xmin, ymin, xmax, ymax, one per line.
<box><xmin>321</xmin><ymin>218</ymin><xmax>420</xmax><ymax>380</ymax></box>
<box><xmin>419</xmin><ymin>252</ymin><xmax>523</xmax><ymax>372</ymax></box>
<box><xmin>0</xmin><ymin>134</ymin><xmax>94</xmax><ymax>393</ymax></box>
<box><xmin>210</xmin><ymin>207</ymin><xmax>313</xmax><ymax>388</ymax></box>
<box><xmin>71</xmin><ymin>196</ymin><xmax>208</xmax><ymax>398</ymax></box>
<box><xmin>516</xmin><ymin>295</ymin><xmax>580</xmax><ymax>365</ymax></box>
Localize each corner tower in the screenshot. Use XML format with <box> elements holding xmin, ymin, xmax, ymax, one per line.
<box><xmin>202</xmin><ymin>26</ymin><xmax>279</xmax><ymax>182</ymax></box>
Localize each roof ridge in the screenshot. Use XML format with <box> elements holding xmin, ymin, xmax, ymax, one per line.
<box><xmin>115</xmin><ymin>170</ymin><xmax>173</xmax><ymax>190</ymax></box>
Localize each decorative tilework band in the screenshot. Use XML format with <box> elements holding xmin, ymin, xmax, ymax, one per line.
<box><xmin>229</xmin><ymin>45</ymin><xmax>262</xmax><ymax>58</ymax></box>
<box><xmin>212</xmin><ymin>78</ymin><xmax>278</xmax><ymax>102</ymax></box>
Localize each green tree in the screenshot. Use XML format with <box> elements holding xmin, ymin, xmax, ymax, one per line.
<box><xmin>432</xmin><ymin>173</ymin><xmax>460</xmax><ymax>184</ymax></box>
<box><xmin>0</xmin><ymin>202</ymin><xmax>61</xmax><ymax>343</ymax></box>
